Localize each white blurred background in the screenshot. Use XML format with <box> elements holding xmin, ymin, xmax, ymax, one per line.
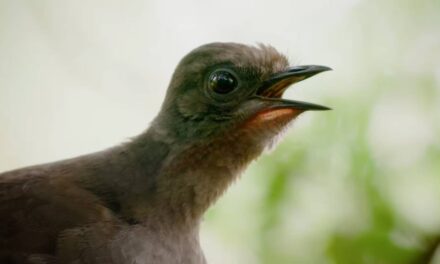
<box><xmin>0</xmin><ymin>0</ymin><xmax>347</xmax><ymax>167</ymax></box>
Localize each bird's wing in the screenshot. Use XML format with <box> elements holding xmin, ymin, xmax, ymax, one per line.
<box><xmin>0</xmin><ymin>167</ymin><xmax>119</xmax><ymax>263</ymax></box>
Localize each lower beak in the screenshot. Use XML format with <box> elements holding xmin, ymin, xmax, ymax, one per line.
<box><xmin>256</xmin><ymin>65</ymin><xmax>331</xmax><ymax>111</ymax></box>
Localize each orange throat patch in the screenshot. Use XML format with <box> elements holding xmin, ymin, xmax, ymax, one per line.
<box><xmin>245</xmin><ymin>108</ymin><xmax>303</xmax><ymax>128</ymax></box>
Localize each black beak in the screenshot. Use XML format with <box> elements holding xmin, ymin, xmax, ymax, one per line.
<box><xmin>256</xmin><ymin>65</ymin><xmax>331</xmax><ymax>111</ymax></box>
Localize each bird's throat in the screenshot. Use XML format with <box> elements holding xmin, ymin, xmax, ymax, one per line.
<box><xmin>124</xmin><ymin>114</ymin><xmax>297</xmax><ymax>226</ymax></box>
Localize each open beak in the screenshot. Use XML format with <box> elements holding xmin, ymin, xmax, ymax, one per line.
<box><xmin>256</xmin><ymin>65</ymin><xmax>331</xmax><ymax>111</ymax></box>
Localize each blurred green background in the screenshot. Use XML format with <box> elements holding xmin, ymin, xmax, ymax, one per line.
<box><xmin>1</xmin><ymin>0</ymin><xmax>439</xmax><ymax>263</ymax></box>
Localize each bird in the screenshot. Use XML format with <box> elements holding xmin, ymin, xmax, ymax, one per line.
<box><xmin>0</xmin><ymin>42</ymin><xmax>331</xmax><ymax>264</ymax></box>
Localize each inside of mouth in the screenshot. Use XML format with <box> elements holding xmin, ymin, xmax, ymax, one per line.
<box><xmin>258</xmin><ymin>79</ymin><xmax>294</xmax><ymax>98</ymax></box>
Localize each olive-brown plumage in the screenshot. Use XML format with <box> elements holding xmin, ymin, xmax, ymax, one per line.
<box><xmin>0</xmin><ymin>42</ymin><xmax>330</xmax><ymax>264</ymax></box>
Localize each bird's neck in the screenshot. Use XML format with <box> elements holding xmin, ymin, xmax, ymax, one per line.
<box><xmin>125</xmin><ymin>124</ymin><xmax>266</xmax><ymax>227</ymax></box>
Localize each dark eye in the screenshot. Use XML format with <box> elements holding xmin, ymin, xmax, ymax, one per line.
<box><xmin>208</xmin><ymin>70</ymin><xmax>238</xmax><ymax>94</ymax></box>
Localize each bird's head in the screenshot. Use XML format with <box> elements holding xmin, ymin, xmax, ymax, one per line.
<box><xmin>155</xmin><ymin>42</ymin><xmax>330</xmax><ymax>146</ymax></box>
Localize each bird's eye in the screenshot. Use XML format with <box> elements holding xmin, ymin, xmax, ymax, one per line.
<box><xmin>208</xmin><ymin>70</ymin><xmax>238</xmax><ymax>94</ymax></box>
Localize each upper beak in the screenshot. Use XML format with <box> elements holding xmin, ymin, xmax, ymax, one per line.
<box><xmin>256</xmin><ymin>65</ymin><xmax>332</xmax><ymax>111</ymax></box>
